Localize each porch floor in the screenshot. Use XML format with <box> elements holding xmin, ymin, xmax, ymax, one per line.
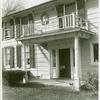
<box><xmin>29</xmin><ymin>79</ymin><xmax>75</xmax><ymax>90</ymax></box>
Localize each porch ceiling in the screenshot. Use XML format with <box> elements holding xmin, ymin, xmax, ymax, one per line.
<box><xmin>16</xmin><ymin>28</ymin><xmax>96</xmax><ymax>44</ymax></box>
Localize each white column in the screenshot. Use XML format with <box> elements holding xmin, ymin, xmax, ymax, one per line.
<box><xmin>49</xmin><ymin>49</ymin><xmax>53</xmax><ymax>79</ymax></box>
<box><xmin>74</xmin><ymin>36</ymin><xmax>80</xmax><ymax>91</ymax></box>
<box><xmin>14</xmin><ymin>46</ymin><xmax>17</xmax><ymax>68</ymax></box>
<box><xmin>23</xmin><ymin>44</ymin><xmax>28</xmax><ymax>82</ymax></box>
<box><xmin>13</xmin><ymin>18</ymin><xmax>16</xmax><ymax>38</ymax></box>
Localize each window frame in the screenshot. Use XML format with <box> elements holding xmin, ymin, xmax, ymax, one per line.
<box><xmin>91</xmin><ymin>42</ymin><xmax>99</xmax><ymax>65</ymax></box>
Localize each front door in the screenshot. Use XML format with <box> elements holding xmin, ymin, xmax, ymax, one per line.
<box><xmin>59</xmin><ymin>48</ymin><xmax>71</xmax><ymax>78</ymax></box>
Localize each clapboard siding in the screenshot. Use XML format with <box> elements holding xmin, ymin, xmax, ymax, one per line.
<box><xmin>34</xmin><ymin>7</ymin><xmax>58</xmax><ymax>33</ymax></box>
<box><xmin>80</xmin><ymin>39</ymin><xmax>98</xmax><ymax>80</ymax></box>
<box><xmin>86</xmin><ymin>0</ymin><xmax>99</xmax><ymax>33</ymax></box>
<box><xmin>32</xmin><ymin>44</ymin><xmax>50</xmax><ymax>79</ymax></box>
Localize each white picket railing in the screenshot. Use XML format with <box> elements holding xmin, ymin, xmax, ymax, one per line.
<box><xmin>4</xmin><ymin>13</ymin><xmax>95</xmax><ymax>38</ymax></box>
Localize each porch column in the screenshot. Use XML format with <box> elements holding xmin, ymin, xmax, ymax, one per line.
<box><xmin>49</xmin><ymin>49</ymin><xmax>53</xmax><ymax>79</ymax></box>
<box><xmin>14</xmin><ymin>46</ymin><xmax>17</xmax><ymax>68</ymax></box>
<box><xmin>74</xmin><ymin>35</ymin><xmax>80</xmax><ymax>91</ymax></box>
<box><xmin>22</xmin><ymin>44</ymin><xmax>28</xmax><ymax>83</ymax></box>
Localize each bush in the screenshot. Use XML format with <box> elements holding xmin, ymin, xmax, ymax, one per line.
<box><xmin>3</xmin><ymin>70</ymin><xmax>30</xmax><ymax>85</ymax></box>
<box><xmin>81</xmin><ymin>71</ymin><xmax>98</xmax><ymax>91</ymax></box>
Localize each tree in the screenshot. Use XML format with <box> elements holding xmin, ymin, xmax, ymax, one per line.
<box><xmin>2</xmin><ymin>0</ymin><xmax>23</xmax><ymax>16</ymax></box>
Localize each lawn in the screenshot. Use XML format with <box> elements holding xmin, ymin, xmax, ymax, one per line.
<box><xmin>3</xmin><ymin>82</ymin><xmax>98</xmax><ymax>100</ymax></box>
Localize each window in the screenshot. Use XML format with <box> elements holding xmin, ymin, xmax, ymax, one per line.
<box><xmin>5</xmin><ymin>47</ymin><xmax>14</xmax><ymax>68</ymax></box>
<box><xmin>21</xmin><ymin>16</ymin><xmax>28</xmax><ymax>36</ymax></box>
<box><xmin>5</xmin><ymin>22</ymin><xmax>10</xmax><ymax>39</ymax></box>
<box><xmin>52</xmin><ymin>50</ymin><xmax>56</xmax><ymax>67</ymax></box>
<box><xmin>4</xmin><ymin>19</ymin><xmax>14</xmax><ymax>39</ymax></box>
<box><xmin>16</xmin><ymin>17</ymin><xmax>21</xmax><ymax>37</ymax></box>
<box><xmin>5</xmin><ymin>48</ymin><xmax>10</xmax><ymax>66</ymax></box>
<box><xmin>92</xmin><ymin>43</ymin><xmax>98</xmax><ymax>63</ymax></box>
<box><xmin>28</xmin><ymin>14</ymin><xmax>34</xmax><ymax>34</ymax></box>
<box><xmin>25</xmin><ymin>45</ymin><xmax>30</xmax><ymax>68</ymax></box>
<box><xmin>10</xmin><ymin>19</ymin><xmax>14</xmax><ymax>38</ymax></box>
<box><xmin>25</xmin><ymin>45</ymin><xmax>35</xmax><ymax>68</ymax></box>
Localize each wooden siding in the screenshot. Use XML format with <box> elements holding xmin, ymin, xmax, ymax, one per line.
<box><xmin>34</xmin><ymin>7</ymin><xmax>58</xmax><ymax>33</ymax></box>
<box><xmin>32</xmin><ymin>44</ymin><xmax>50</xmax><ymax>79</ymax></box>
<box><xmin>86</xmin><ymin>0</ymin><xmax>99</xmax><ymax>33</ymax></box>
<box><xmin>80</xmin><ymin>39</ymin><xmax>98</xmax><ymax>80</ymax></box>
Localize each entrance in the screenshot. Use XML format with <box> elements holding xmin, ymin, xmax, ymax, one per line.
<box><xmin>59</xmin><ymin>48</ymin><xmax>71</xmax><ymax>78</ymax></box>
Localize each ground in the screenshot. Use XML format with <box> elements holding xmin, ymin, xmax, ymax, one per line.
<box><xmin>3</xmin><ymin>82</ymin><xmax>98</xmax><ymax>100</ymax></box>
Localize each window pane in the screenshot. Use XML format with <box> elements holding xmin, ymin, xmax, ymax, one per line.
<box><xmin>56</xmin><ymin>5</ymin><xmax>64</xmax><ymax>17</ymax></box>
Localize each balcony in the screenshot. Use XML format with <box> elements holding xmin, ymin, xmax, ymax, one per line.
<box><xmin>20</xmin><ymin>13</ymin><xmax>90</xmax><ymax>37</ymax></box>
<box><xmin>3</xmin><ymin>13</ymin><xmax>97</xmax><ymax>40</ymax></box>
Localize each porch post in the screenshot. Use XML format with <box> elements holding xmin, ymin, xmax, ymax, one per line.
<box><xmin>23</xmin><ymin>44</ymin><xmax>28</xmax><ymax>83</ymax></box>
<box><xmin>74</xmin><ymin>35</ymin><xmax>80</xmax><ymax>91</ymax></box>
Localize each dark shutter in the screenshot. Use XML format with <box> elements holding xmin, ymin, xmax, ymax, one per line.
<box><xmin>10</xmin><ymin>47</ymin><xmax>14</xmax><ymax>68</ymax></box>
<box><xmin>30</xmin><ymin>45</ymin><xmax>35</xmax><ymax>68</ymax></box>
<box><xmin>17</xmin><ymin>46</ymin><xmax>21</xmax><ymax>68</ymax></box>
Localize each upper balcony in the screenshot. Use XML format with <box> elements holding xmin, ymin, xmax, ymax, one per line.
<box><xmin>2</xmin><ymin>12</ymin><xmax>96</xmax><ymax>40</ymax></box>
<box><xmin>2</xmin><ymin>0</ymin><xmax>97</xmax><ymax>41</ymax></box>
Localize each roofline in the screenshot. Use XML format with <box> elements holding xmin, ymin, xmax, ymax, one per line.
<box><xmin>2</xmin><ymin>0</ymin><xmax>56</xmax><ymax>19</ymax></box>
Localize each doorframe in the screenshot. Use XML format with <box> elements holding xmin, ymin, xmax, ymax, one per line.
<box><xmin>51</xmin><ymin>48</ymin><xmax>74</xmax><ymax>79</ymax></box>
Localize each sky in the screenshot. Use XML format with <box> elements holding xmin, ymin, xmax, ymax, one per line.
<box><xmin>3</xmin><ymin>0</ymin><xmax>51</xmax><ymax>9</ymax></box>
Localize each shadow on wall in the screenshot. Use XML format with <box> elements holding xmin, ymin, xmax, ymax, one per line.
<box><xmin>38</xmin><ymin>44</ymin><xmax>49</xmax><ymax>62</ymax></box>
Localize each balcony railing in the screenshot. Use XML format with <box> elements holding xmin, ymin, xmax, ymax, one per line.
<box><xmin>3</xmin><ymin>12</ymin><xmax>97</xmax><ymax>39</ymax></box>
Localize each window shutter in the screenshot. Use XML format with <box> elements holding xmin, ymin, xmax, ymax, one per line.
<box><xmin>17</xmin><ymin>46</ymin><xmax>21</xmax><ymax>68</ymax></box>
<box><xmin>10</xmin><ymin>47</ymin><xmax>14</xmax><ymax>68</ymax></box>
<box><xmin>30</xmin><ymin>45</ymin><xmax>35</xmax><ymax>68</ymax></box>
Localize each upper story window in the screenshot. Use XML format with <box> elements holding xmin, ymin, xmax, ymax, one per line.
<box><xmin>28</xmin><ymin>14</ymin><xmax>34</xmax><ymax>34</ymax></box>
<box><xmin>16</xmin><ymin>17</ymin><xmax>21</xmax><ymax>37</ymax></box>
<box><xmin>3</xmin><ymin>19</ymin><xmax>14</xmax><ymax>40</ymax></box>
<box><xmin>21</xmin><ymin>14</ymin><xmax>34</xmax><ymax>36</ymax></box>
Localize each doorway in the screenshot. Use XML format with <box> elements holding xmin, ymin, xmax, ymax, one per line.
<box><xmin>59</xmin><ymin>48</ymin><xmax>71</xmax><ymax>78</ymax></box>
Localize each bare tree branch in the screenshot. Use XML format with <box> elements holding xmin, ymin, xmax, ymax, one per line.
<box><xmin>2</xmin><ymin>0</ymin><xmax>24</xmax><ymax>16</ymax></box>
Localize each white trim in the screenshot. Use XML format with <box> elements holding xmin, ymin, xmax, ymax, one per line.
<box><xmin>70</xmin><ymin>48</ymin><xmax>74</xmax><ymax>79</ymax></box>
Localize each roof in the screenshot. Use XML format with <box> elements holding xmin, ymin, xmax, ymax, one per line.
<box><xmin>2</xmin><ymin>0</ymin><xmax>55</xmax><ymax>18</ymax></box>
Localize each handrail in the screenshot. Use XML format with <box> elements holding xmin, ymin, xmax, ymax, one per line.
<box><xmin>3</xmin><ymin>13</ymin><xmax>97</xmax><ymax>38</ymax></box>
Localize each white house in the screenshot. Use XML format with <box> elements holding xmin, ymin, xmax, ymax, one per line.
<box><xmin>2</xmin><ymin>0</ymin><xmax>99</xmax><ymax>91</ymax></box>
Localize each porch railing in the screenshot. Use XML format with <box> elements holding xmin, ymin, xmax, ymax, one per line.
<box><xmin>3</xmin><ymin>13</ymin><xmax>97</xmax><ymax>38</ymax></box>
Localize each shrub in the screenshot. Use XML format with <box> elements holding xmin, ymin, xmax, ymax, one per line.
<box><xmin>81</xmin><ymin>71</ymin><xmax>98</xmax><ymax>91</ymax></box>
<box><xmin>3</xmin><ymin>70</ymin><xmax>30</xmax><ymax>85</ymax></box>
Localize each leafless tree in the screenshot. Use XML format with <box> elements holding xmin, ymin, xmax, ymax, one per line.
<box><xmin>2</xmin><ymin>0</ymin><xmax>24</xmax><ymax>16</ymax></box>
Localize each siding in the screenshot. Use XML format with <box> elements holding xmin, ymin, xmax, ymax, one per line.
<box><xmin>80</xmin><ymin>39</ymin><xmax>98</xmax><ymax>81</ymax></box>
<box><xmin>34</xmin><ymin>7</ymin><xmax>58</xmax><ymax>33</ymax></box>
<box><xmin>86</xmin><ymin>0</ymin><xmax>99</xmax><ymax>33</ymax></box>
<box><xmin>32</xmin><ymin>44</ymin><xmax>50</xmax><ymax>79</ymax></box>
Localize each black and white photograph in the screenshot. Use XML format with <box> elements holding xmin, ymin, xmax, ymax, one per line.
<box><xmin>1</xmin><ymin>0</ymin><xmax>99</xmax><ymax>100</ymax></box>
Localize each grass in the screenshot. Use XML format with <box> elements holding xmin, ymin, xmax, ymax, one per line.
<box><xmin>3</xmin><ymin>82</ymin><xmax>98</xmax><ymax>100</ymax></box>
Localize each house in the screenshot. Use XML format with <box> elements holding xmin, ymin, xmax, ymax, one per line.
<box><xmin>2</xmin><ymin>0</ymin><xmax>99</xmax><ymax>91</ymax></box>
